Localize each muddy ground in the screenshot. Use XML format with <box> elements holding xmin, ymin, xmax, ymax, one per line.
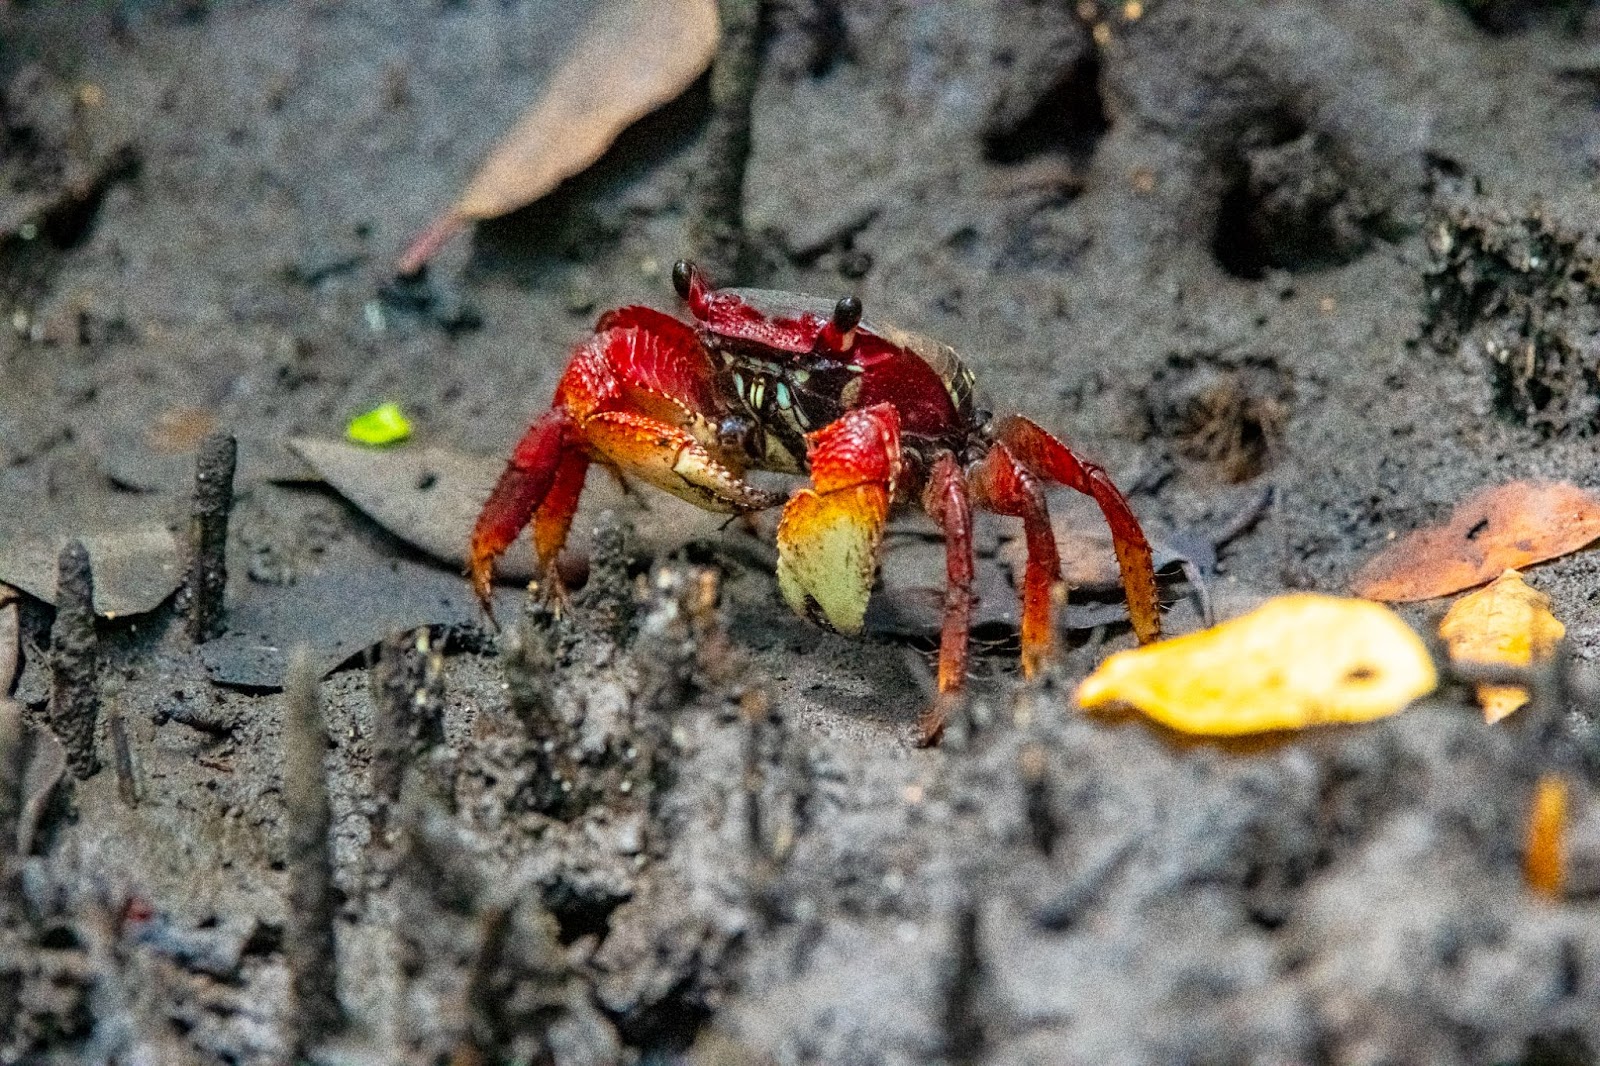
<box><xmin>6</xmin><ymin>0</ymin><xmax>1600</xmax><ymax>1063</ymax></box>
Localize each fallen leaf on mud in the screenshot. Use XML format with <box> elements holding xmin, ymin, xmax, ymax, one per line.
<box><xmin>0</xmin><ymin>525</ymin><xmax>181</xmax><ymax>618</ymax></box>
<box><xmin>99</xmin><ymin>432</ymin><xmax>310</xmax><ymax>494</ymax></box>
<box><xmin>17</xmin><ymin>716</ymin><xmax>66</xmax><ymax>856</ymax></box>
<box><xmin>866</xmin><ymin>538</ymin><xmax>1020</xmax><ymax>638</ymax></box>
<box><xmin>1438</xmin><ymin>570</ymin><xmax>1565</xmax><ymax>723</ymax></box>
<box><xmin>0</xmin><ymin>594</ymin><xmax>17</xmax><ymax>697</ymax></box>
<box><xmin>1076</xmin><ymin>594</ymin><xmax>1437</xmax><ymax>735</ymax></box>
<box><xmin>291</xmin><ymin>437</ymin><xmax>728</xmax><ymax>584</ymax></box>
<box><xmin>199</xmin><ymin>558</ymin><xmax>516</xmax><ymax>690</ymax></box>
<box><xmin>147</xmin><ymin>406</ymin><xmax>220</xmax><ymax>453</ymax></box>
<box><xmin>867</xmin><ymin>531</ymin><xmax>1130</xmax><ymax>639</ymax></box>
<box><xmin>1526</xmin><ymin>773</ymin><xmax>1569</xmax><ymax>900</ymax></box>
<box><xmin>397</xmin><ymin>0</ymin><xmax>720</xmax><ymax>272</ymax></box>
<box><xmin>1353</xmin><ymin>481</ymin><xmax>1600</xmax><ymax>602</ymax></box>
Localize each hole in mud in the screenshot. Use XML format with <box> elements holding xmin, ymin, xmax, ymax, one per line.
<box><xmin>802</xmin><ymin>0</ymin><xmax>853</xmax><ymax>78</ymax></box>
<box><xmin>1456</xmin><ymin>0</ymin><xmax>1593</xmax><ymax>34</ymax></box>
<box><xmin>1140</xmin><ymin>353</ymin><xmax>1291</xmax><ymax>482</ymax></box>
<box><xmin>982</xmin><ymin>51</ymin><xmax>1107</xmax><ymax>168</ymax></box>
<box><xmin>615</xmin><ymin>997</ymin><xmax>714</xmax><ymax>1057</ymax></box>
<box><xmin>1521</xmin><ymin>1030</ymin><xmax>1595</xmax><ymax>1066</ymax></box>
<box><xmin>1212</xmin><ymin>116</ymin><xmax>1388</xmax><ymax>280</ymax></box>
<box><xmin>38</xmin><ymin>146</ymin><xmax>140</xmax><ymax>251</ymax></box>
<box><xmin>549</xmin><ymin>895</ymin><xmax>621</xmax><ymax>947</ymax></box>
<box><xmin>37</xmin><ymin>925</ymin><xmax>80</xmax><ymax>950</ymax></box>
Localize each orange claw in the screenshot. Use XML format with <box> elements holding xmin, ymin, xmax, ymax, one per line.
<box><xmin>776</xmin><ymin>405</ymin><xmax>902</xmax><ymax>635</ymax></box>
<box><xmin>581</xmin><ymin>410</ymin><xmax>781</xmax><ymax>513</ymax></box>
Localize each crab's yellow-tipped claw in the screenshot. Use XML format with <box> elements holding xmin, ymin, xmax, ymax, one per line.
<box><xmin>581</xmin><ymin>410</ymin><xmax>781</xmax><ymax>514</ymax></box>
<box><xmin>776</xmin><ymin>483</ymin><xmax>890</xmax><ymax>635</ymax></box>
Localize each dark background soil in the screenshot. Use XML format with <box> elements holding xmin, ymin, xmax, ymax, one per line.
<box><xmin>7</xmin><ymin>1</ymin><xmax>1600</xmax><ymax>1063</ymax></box>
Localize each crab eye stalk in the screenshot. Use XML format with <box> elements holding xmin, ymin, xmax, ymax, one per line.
<box><xmin>818</xmin><ymin>294</ymin><xmax>863</xmax><ymax>354</ymax></box>
<box><xmin>832</xmin><ymin>296</ymin><xmax>862</xmax><ymax>333</ymax></box>
<box><xmin>672</xmin><ymin>259</ymin><xmax>694</xmax><ymax>300</ymax></box>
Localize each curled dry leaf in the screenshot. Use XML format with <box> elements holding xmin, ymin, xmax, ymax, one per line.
<box><xmin>398</xmin><ymin>0</ymin><xmax>720</xmax><ymax>272</ymax></box>
<box><xmin>1076</xmin><ymin>594</ymin><xmax>1437</xmax><ymax>736</ymax></box>
<box><xmin>1353</xmin><ymin>480</ymin><xmax>1600</xmax><ymax>602</ymax></box>
<box><xmin>0</xmin><ymin>590</ymin><xmax>17</xmax><ymax>697</ymax></box>
<box><xmin>0</xmin><ymin>525</ymin><xmax>181</xmax><ymax>618</ymax></box>
<box><xmin>289</xmin><ymin>437</ymin><xmax>729</xmax><ymax>583</ymax></box>
<box><xmin>1437</xmin><ymin>569</ymin><xmax>1565</xmax><ymax>723</ymax></box>
<box><xmin>1526</xmin><ymin>773</ymin><xmax>1569</xmax><ymax>900</ymax></box>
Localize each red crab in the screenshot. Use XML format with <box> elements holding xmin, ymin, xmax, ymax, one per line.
<box><xmin>470</xmin><ymin>261</ymin><xmax>1161</xmax><ymax>727</ymax></box>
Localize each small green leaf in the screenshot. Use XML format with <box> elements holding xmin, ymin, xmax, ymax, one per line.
<box><xmin>346</xmin><ymin>403</ymin><xmax>412</xmax><ymax>446</ymax></box>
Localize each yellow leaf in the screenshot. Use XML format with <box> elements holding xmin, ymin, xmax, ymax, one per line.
<box><xmin>1526</xmin><ymin>773</ymin><xmax>1569</xmax><ymax>900</ymax></box>
<box><xmin>1437</xmin><ymin>569</ymin><xmax>1565</xmax><ymax>723</ymax></box>
<box><xmin>1075</xmin><ymin>594</ymin><xmax>1436</xmax><ymax>735</ymax></box>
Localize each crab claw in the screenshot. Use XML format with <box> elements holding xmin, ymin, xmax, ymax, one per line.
<box><xmin>582</xmin><ymin>410</ymin><xmax>781</xmax><ymax>514</ymax></box>
<box><xmin>776</xmin><ymin>404</ymin><xmax>901</xmax><ymax>635</ymax></box>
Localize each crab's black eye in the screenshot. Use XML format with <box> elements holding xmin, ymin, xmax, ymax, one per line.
<box><xmin>672</xmin><ymin>260</ymin><xmax>694</xmax><ymax>300</ymax></box>
<box><xmin>831</xmin><ymin>295</ymin><xmax>862</xmax><ymax>333</ymax></box>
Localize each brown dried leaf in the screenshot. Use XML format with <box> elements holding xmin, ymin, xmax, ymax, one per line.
<box><xmin>0</xmin><ymin>526</ymin><xmax>181</xmax><ymax>618</ymax></box>
<box><xmin>0</xmin><ymin>593</ymin><xmax>17</xmax><ymax>697</ymax></box>
<box><xmin>398</xmin><ymin>0</ymin><xmax>719</xmax><ymax>272</ymax></box>
<box><xmin>1352</xmin><ymin>481</ymin><xmax>1600</xmax><ymax>602</ymax></box>
<box><xmin>289</xmin><ymin>437</ymin><xmax>728</xmax><ymax>582</ymax></box>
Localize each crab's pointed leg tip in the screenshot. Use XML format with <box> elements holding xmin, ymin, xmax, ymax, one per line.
<box><xmin>915</xmin><ymin>700</ymin><xmax>950</xmax><ymax>748</ymax></box>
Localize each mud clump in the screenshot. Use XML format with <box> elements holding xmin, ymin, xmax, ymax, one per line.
<box><xmin>1423</xmin><ymin>194</ymin><xmax>1600</xmax><ymax>435</ymax></box>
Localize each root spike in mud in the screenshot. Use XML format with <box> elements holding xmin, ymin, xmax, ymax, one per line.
<box><xmin>186</xmin><ymin>432</ymin><xmax>237</xmax><ymax>644</ymax></box>
<box><xmin>48</xmin><ymin>539</ymin><xmax>99</xmax><ymax>779</ymax></box>
<box><xmin>281</xmin><ymin>647</ymin><xmax>346</xmax><ymax>1050</ymax></box>
<box><xmin>370</xmin><ymin>628</ymin><xmax>448</xmax><ymax>828</ymax></box>
<box><xmin>940</xmin><ymin>902</ymin><xmax>986</xmax><ymax>1066</ymax></box>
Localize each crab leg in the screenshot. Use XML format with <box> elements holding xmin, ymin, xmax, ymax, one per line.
<box><xmin>994</xmin><ymin>415</ymin><xmax>1161</xmax><ymax>645</ymax></box>
<box><xmin>776</xmin><ymin>404</ymin><xmax>902</xmax><ymax>635</ymax></box>
<box><xmin>470</xmin><ymin>407</ymin><xmax>578</xmax><ymax>606</ymax></box>
<box><xmin>969</xmin><ymin>441</ymin><xmax>1061</xmax><ymax>678</ymax></box>
<box><xmin>921</xmin><ymin>451</ymin><xmax>975</xmax><ymax>694</ymax></box>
